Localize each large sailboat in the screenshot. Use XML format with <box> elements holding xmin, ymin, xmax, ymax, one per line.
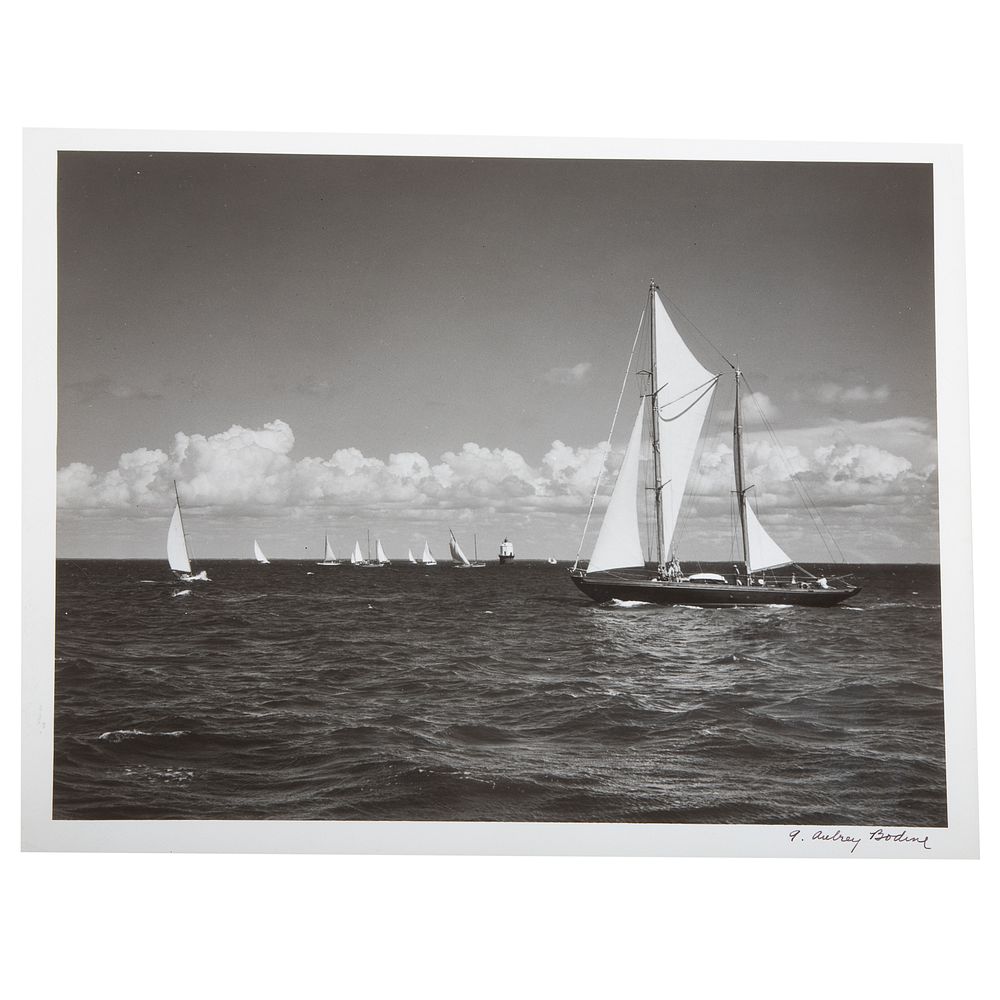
<box><xmin>569</xmin><ymin>282</ymin><xmax>859</xmax><ymax>608</ymax></box>
<box><xmin>317</xmin><ymin>535</ymin><xmax>342</xmax><ymax>566</ymax></box>
<box><xmin>421</xmin><ymin>541</ymin><xmax>437</xmax><ymax>566</ymax></box>
<box><xmin>167</xmin><ymin>481</ymin><xmax>209</xmax><ymax>582</ymax></box>
<box><xmin>449</xmin><ymin>530</ymin><xmax>486</xmax><ymax>569</ymax></box>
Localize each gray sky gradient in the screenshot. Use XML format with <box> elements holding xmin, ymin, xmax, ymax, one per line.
<box><xmin>56</xmin><ymin>151</ymin><xmax>938</xmax><ymax>561</ymax></box>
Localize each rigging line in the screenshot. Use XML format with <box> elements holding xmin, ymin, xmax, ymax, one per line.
<box><xmin>741</xmin><ymin>375</ymin><xmax>846</xmax><ymax>564</ymax></box>
<box><xmin>654</xmin><ymin>376</ymin><xmax>722</xmax><ymax>421</ymax></box>
<box><xmin>572</xmin><ymin>302</ymin><xmax>648</xmax><ymax>571</ymax></box>
<box><xmin>658</xmin><ymin>290</ymin><xmax>735</xmax><ymax>371</ymax></box>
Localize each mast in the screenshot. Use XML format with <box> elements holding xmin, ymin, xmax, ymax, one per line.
<box><xmin>648</xmin><ymin>281</ymin><xmax>666</xmax><ymax>577</ymax></box>
<box><xmin>732</xmin><ymin>366</ymin><xmax>751</xmax><ymax>574</ymax></box>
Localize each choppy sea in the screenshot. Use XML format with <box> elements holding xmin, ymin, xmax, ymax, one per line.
<box><xmin>52</xmin><ymin>560</ymin><xmax>946</xmax><ymax>825</ymax></box>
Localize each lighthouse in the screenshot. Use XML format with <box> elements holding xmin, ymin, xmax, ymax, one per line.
<box><xmin>498</xmin><ymin>538</ymin><xmax>514</xmax><ymax>564</ymax></box>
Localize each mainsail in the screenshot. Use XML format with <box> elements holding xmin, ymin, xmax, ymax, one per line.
<box><xmin>408</xmin><ymin>548</ymin><xmax>417</xmax><ymax>563</ymax></box>
<box><xmin>324</xmin><ymin>535</ymin><xmax>336</xmax><ymax>562</ymax></box>
<box><xmin>449</xmin><ymin>531</ymin><xmax>471</xmax><ymax>566</ymax></box>
<box><xmin>587</xmin><ymin>404</ymin><xmax>646</xmax><ymax>573</ymax></box>
<box><xmin>351</xmin><ymin>541</ymin><xmax>365</xmax><ymax>565</ymax></box>
<box><xmin>745</xmin><ymin>504</ymin><xmax>792</xmax><ymax>573</ymax></box>
<box><xmin>421</xmin><ymin>541</ymin><xmax>437</xmax><ymax>565</ymax></box>
<box><xmin>375</xmin><ymin>539</ymin><xmax>389</xmax><ymax>564</ymax></box>
<box><xmin>254</xmin><ymin>540</ymin><xmax>270</xmax><ymax>564</ymax></box>
<box><xmin>652</xmin><ymin>294</ymin><xmax>718</xmax><ymax>558</ymax></box>
<box><xmin>167</xmin><ymin>502</ymin><xmax>192</xmax><ymax>574</ymax></box>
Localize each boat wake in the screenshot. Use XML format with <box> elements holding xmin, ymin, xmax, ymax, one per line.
<box><xmin>607</xmin><ymin>598</ymin><xmax>654</xmax><ymax>608</ymax></box>
<box><xmin>172</xmin><ymin>589</ymin><xmax>191</xmax><ymax>598</ymax></box>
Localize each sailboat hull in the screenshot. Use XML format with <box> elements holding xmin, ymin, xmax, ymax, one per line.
<box><xmin>569</xmin><ymin>571</ymin><xmax>859</xmax><ymax>608</ymax></box>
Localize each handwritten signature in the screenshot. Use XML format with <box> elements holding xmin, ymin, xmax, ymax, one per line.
<box><xmin>788</xmin><ymin>828</ymin><xmax>932</xmax><ymax>854</ymax></box>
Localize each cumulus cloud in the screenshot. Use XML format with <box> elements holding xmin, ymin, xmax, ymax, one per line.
<box><xmin>57</xmin><ymin>419</ymin><xmax>607</xmax><ymax>517</ymax></box>
<box><xmin>57</xmin><ymin>415</ymin><xmax>938</xmax><ymax>537</ymax></box>
<box><xmin>544</xmin><ymin>362</ymin><xmax>592</xmax><ymax>385</ymax></box>
<box><xmin>687</xmin><ymin>417</ymin><xmax>936</xmax><ymax>513</ymax></box>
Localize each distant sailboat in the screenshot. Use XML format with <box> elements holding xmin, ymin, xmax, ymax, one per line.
<box><xmin>548</xmin><ymin>557</ymin><xmax>558</xmax><ymax>565</ymax></box>
<box><xmin>317</xmin><ymin>535</ymin><xmax>342</xmax><ymax>566</ymax></box>
<box><xmin>569</xmin><ymin>281</ymin><xmax>860</xmax><ymax>607</ymax></box>
<box><xmin>407</xmin><ymin>548</ymin><xmax>417</xmax><ymax>564</ymax></box>
<box><xmin>167</xmin><ymin>481</ymin><xmax>208</xmax><ymax>582</ymax></box>
<box><xmin>350</xmin><ymin>540</ymin><xmax>368</xmax><ymax>566</ymax></box>
<box><xmin>450</xmin><ymin>529</ymin><xmax>485</xmax><ymax>569</ymax></box>
<box><xmin>421</xmin><ymin>541</ymin><xmax>437</xmax><ymax>566</ymax></box>
<box><xmin>375</xmin><ymin>538</ymin><xmax>391</xmax><ymax>566</ymax></box>
<box><xmin>253</xmin><ymin>539</ymin><xmax>270</xmax><ymax>564</ymax></box>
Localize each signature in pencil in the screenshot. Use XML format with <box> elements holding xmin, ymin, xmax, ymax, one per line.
<box><xmin>788</xmin><ymin>828</ymin><xmax>932</xmax><ymax>854</ymax></box>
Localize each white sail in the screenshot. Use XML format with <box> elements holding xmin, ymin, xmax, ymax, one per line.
<box><xmin>588</xmin><ymin>403</ymin><xmax>646</xmax><ymax>573</ymax></box>
<box><xmin>167</xmin><ymin>503</ymin><xmax>192</xmax><ymax>574</ymax></box>
<box><xmin>745</xmin><ymin>503</ymin><xmax>792</xmax><ymax>572</ymax></box>
<box><xmin>375</xmin><ymin>539</ymin><xmax>389</xmax><ymax>564</ymax></box>
<box><xmin>421</xmin><ymin>541</ymin><xmax>437</xmax><ymax>565</ymax></box>
<box><xmin>408</xmin><ymin>548</ymin><xmax>416</xmax><ymax>563</ymax></box>
<box><xmin>449</xmin><ymin>533</ymin><xmax>471</xmax><ymax>566</ymax></box>
<box><xmin>254</xmin><ymin>539</ymin><xmax>269</xmax><ymax>564</ymax></box>
<box><xmin>351</xmin><ymin>540</ymin><xmax>364</xmax><ymax>565</ymax></box>
<box><xmin>653</xmin><ymin>293</ymin><xmax>718</xmax><ymax>556</ymax></box>
<box><xmin>324</xmin><ymin>535</ymin><xmax>336</xmax><ymax>561</ymax></box>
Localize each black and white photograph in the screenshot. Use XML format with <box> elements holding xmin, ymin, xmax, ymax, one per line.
<box><xmin>23</xmin><ymin>131</ymin><xmax>976</xmax><ymax>857</ymax></box>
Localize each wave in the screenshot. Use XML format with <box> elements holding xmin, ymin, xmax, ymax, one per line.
<box><xmin>98</xmin><ymin>728</ymin><xmax>190</xmax><ymax>742</ymax></box>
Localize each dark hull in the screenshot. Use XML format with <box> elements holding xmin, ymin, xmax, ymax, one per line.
<box><xmin>569</xmin><ymin>572</ymin><xmax>860</xmax><ymax>608</ymax></box>
<box><xmin>498</xmin><ymin>555</ymin><xmax>514</xmax><ymax>564</ymax></box>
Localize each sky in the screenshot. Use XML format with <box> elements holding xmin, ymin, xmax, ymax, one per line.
<box><xmin>56</xmin><ymin>150</ymin><xmax>939</xmax><ymax>561</ymax></box>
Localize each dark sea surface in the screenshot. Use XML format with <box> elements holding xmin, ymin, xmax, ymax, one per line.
<box><xmin>53</xmin><ymin>560</ymin><xmax>946</xmax><ymax>825</ymax></box>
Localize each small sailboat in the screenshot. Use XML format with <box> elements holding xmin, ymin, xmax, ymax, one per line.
<box><xmin>167</xmin><ymin>481</ymin><xmax>209</xmax><ymax>582</ymax></box>
<box><xmin>498</xmin><ymin>538</ymin><xmax>514</xmax><ymax>563</ymax></box>
<box><xmin>421</xmin><ymin>540</ymin><xmax>437</xmax><ymax>566</ymax></box>
<box><xmin>547</xmin><ymin>557</ymin><xmax>558</xmax><ymax>565</ymax></box>
<box><xmin>253</xmin><ymin>539</ymin><xmax>270</xmax><ymax>564</ymax></box>
<box><xmin>317</xmin><ymin>534</ymin><xmax>342</xmax><ymax>566</ymax></box>
<box><xmin>569</xmin><ymin>281</ymin><xmax>860</xmax><ymax>608</ymax></box>
<box><xmin>350</xmin><ymin>540</ymin><xmax>369</xmax><ymax>566</ymax></box>
<box><xmin>356</xmin><ymin>529</ymin><xmax>387</xmax><ymax>568</ymax></box>
<box><xmin>407</xmin><ymin>548</ymin><xmax>417</xmax><ymax>564</ymax></box>
<box><xmin>450</xmin><ymin>529</ymin><xmax>486</xmax><ymax>569</ymax></box>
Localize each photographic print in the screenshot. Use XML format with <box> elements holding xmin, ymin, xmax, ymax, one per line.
<box><xmin>23</xmin><ymin>132</ymin><xmax>977</xmax><ymax>856</ymax></box>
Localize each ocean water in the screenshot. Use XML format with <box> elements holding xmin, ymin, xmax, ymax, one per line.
<box><xmin>52</xmin><ymin>560</ymin><xmax>946</xmax><ymax>825</ymax></box>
